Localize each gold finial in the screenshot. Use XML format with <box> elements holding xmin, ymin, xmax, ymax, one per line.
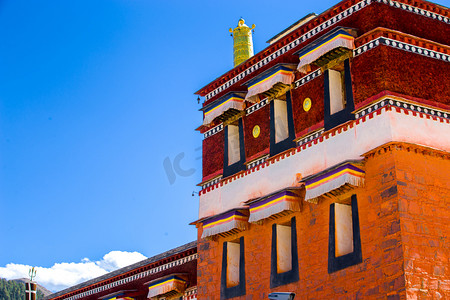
<box><xmin>230</xmin><ymin>18</ymin><xmax>255</xmax><ymax>67</ymax></box>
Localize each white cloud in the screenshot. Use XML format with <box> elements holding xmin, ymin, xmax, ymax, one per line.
<box><xmin>0</xmin><ymin>251</ymin><xmax>147</xmax><ymax>293</ymax></box>
<box><xmin>96</xmin><ymin>251</ymin><xmax>147</xmax><ymax>272</ymax></box>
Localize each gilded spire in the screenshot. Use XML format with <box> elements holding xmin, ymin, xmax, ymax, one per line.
<box><xmin>229</xmin><ymin>18</ymin><xmax>255</xmax><ymax>67</ymax></box>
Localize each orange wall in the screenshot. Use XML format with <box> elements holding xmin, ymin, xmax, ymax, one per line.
<box><xmin>392</xmin><ymin>145</ymin><xmax>450</xmax><ymax>299</ymax></box>
<box><xmin>196</xmin><ymin>143</ymin><xmax>450</xmax><ymax>299</ymax></box>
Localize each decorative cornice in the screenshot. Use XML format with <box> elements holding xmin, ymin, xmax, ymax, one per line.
<box><xmin>203</xmin><ymin>123</ymin><xmax>223</xmax><ymax>139</ymax></box>
<box><xmin>364</xmin><ymin>141</ymin><xmax>450</xmax><ymax>159</ymax></box>
<box><xmin>297</xmin><ymin>129</ymin><xmax>325</xmax><ymax>147</ymax></box>
<box><xmin>246</xmin><ymin>98</ymin><xmax>269</xmax><ymax>115</ymax></box>
<box><xmin>246</xmin><ymin>154</ymin><xmax>270</xmax><ymax>170</ymax></box>
<box><xmin>294</xmin><ymin>69</ymin><xmax>322</xmax><ymax>88</ymax></box>
<box><xmin>183</xmin><ymin>287</ymin><xmax>198</xmax><ymax>300</ymax></box>
<box><xmin>201</xmin><ymin>176</ymin><xmax>222</xmax><ymax>190</ymax></box>
<box><xmin>379</xmin><ymin>0</ymin><xmax>449</xmax><ymax>21</ymax></box>
<box><xmin>355</xmin><ymin>27</ymin><xmax>450</xmax><ymax>53</ymax></box>
<box><xmin>354</xmin><ymin>36</ymin><xmax>450</xmax><ymax>62</ymax></box>
<box><xmin>355</xmin><ymin>97</ymin><xmax>449</xmax><ymax>120</ymax></box>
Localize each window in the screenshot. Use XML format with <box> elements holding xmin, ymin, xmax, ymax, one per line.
<box><xmin>270</xmin><ymin>217</ymin><xmax>299</xmax><ymax>288</ymax></box>
<box><xmin>274</xmin><ymin>99</ymin><xmax>289</xmax><ymax>143</ymax></box>
<box><xmin>223</xmin><ymin>119</ymin><xmax>245</xmax><ymax>177</ymax></box>
<box><xmin>328</xmin><ymin>194</ymin><xmax>362</xmax><ymax>273</ymax></box>
<box><xmin>221</xmin><ymin>237</ymin><xmax>246</xmax><ymax>299</ymax></box>
<box><xmin>270</xmin><ymin>92</ymin><xmax>296</xmax><ymax>156</ymax></box>
<box><xmin>226</xmin><ymin>242</ymin><xmax>240</xmax><ymax>287</ymax></box>
<box><xmin>334</xmin><ymin>203</ymin><xmax>354</xmax><ymax>256</ymax></box>
<box><xmin>324</xmin><ymin>58</ymin><xmax>355</xmax><ymax>131</ymax></box>
<box><xmin>328</xmin><ymin>68</ymin><xmax>346</xmax><ymax>115</ymax></box>
<box><xmin>227</xmin><ymin>124</ymin><xmax>241</xmax><ymax>166</ymax></box>
<box><xmin>276</xmin><ymin>224</ymin><xmax>292</xmax><ymax>273</ymax></box>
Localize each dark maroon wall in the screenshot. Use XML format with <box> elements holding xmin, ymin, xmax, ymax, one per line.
<box><xmin>202</xmin><ymin>130</ymin><xmax>224</xmax><ymax>180</ymax></box>
<box><xmin>243</xmin><ymin>104</ymin><xmax>270</xmax><ymax>161</ymax></box>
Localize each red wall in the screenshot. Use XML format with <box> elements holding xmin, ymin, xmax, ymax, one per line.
<box><xmin>243</xmin><ymin>104</ymin><xmax>270</xmax><ymax>161</ymax></box>
<box><xmin>202</xmin><ymin>130</ymin><xmax>224</xmax><ymax>180</ymax></box>
<box><xmin>335</xmin><ymin>2</ymin><xmax>450</xmax><ymax>46</ymax></box>
<box><xmin>352</xmin><ymin>46</ymin><xmax>450</xmax><ymax>106</ymax></box>
<box><xmin>291</xmin><ymin>75</ymin><xmax>325</xmax><ymax>136</ymax></box>
<box><xmin>352</xmin><ymin>45</ymin><xmax>388</xmax><ymax>104</ymax></box>
<box><xmin>382</xmin><ymin>47</ymin><xmax>450</xmax><ymax>105</ymax></box>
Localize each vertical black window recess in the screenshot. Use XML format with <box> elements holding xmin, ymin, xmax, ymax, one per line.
<box><xmin>328</xmin><ymin>194</ymin><xmax>362</xmax><ymax>273</ymax></box>
<box><xmin>221</xmin><ymin>237</ymin><xmax>246</xmax><ymax>299</ymax></box>
<box><xmin>269</xmin><ymin>92</ymin><xmax>296</xmax><ymax>156</ymax></box>
<box><xmin>223</xmin><ymin>118</ymin><xmax>246</xmax><ymax>178</ymax></box>
<box><xmin>323</xmin><ymin>58</ymin><xmax>355</xmax><ymax>131</ymax></box>
<box><xmin>270</xmin><ymin>217</ymin><xmax>299</xmax><ymax>288</ymax></box>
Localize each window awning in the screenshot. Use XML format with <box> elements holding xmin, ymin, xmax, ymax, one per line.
<box><xmin>296</xmin><ymin>27</ymin><xmax>356</xmax><ymax>74</ymax></box>
<box><xmin>302</xmin><ymin>161</ymin><xmax>365</xmax><ymax>203</ymax></box>
<box><xmin>201</xmin><ymin>209</ymin><xmax>249</xmax><ymax>238</ymax></box>
<box><xmin>147</xmin><ymin>275</ymin><xmax>187</xmax><ymax>299</ymax></box>
<box><xmin>247</xmin><ymin>189</ymin><xmax>302</xmax><ymax>223</ymax></box>
<box><xmin>202</xmin><ymin>93</ymin><xmax>245</xmax><ymax>126</ymax></box>
<box><xmin>244</xmin><ymin>64</ymin><xmax>296</xmax><ymax>103</ymax></box>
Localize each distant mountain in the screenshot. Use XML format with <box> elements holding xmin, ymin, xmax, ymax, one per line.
<box><xmin>12</xmin><ymin>278</ymin><xmax>52</xmax><ymax>297</ymax></box>
<box><xmin>0</xmin><ymin>277</ymin><xmax>49</xmax><ymax>299</ymax></box>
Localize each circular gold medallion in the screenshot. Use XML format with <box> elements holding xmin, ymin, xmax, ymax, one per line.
<box><xmin>252</xmin><ymin>125</ymin><xmax>260</xmax><ymax>138</ymax></box>
<box><xmin>303</xmin><ymin>97</ymin><xmax>312</xmax><ymax>111</ymax></box>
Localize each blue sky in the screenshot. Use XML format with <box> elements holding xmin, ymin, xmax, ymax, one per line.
<box><xmin>0</xmin><ymin>0</ymin><xmax>448</xmax><ymax>292</ymax></box>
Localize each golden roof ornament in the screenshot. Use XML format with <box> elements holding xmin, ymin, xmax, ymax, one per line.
<box><xmin>229</xmin><ymin>18</ymin><xmax>255</xmax><ymax>67</ymax></box>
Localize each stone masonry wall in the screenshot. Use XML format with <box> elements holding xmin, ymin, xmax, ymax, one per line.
<box><xmin>195</xmin><ymin>142</ymin><xmax>450</xmax><ymax>299</ymax></box>
<box><xmin>391</xmin><ymin>144</ymin><xmax>450</xmax><ymax>299</ymax></box>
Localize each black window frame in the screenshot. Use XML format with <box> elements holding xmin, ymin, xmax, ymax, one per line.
<box><xmin>221</xmin><ymin>237</ymin><xmax>246</xmax><ymax>299</ymax></box>
<box><xmin>328</xmin><ymin>194</ymin><xmax>362</xmax><ymax>273</ymax></box>
<box><xmin>269</xmin><ymin>91</ymin><xmax>296</xmax><ymax>157</ymax></box>
<box><xmin>323</xmin><ymin>58</ymin><xmax>355</xmax><ymax>131</ymax></box>
<box><xmin>223</xmin><ymin>118</ymin><xmax>246</xmax><ymax>178</ymax></box>
<box><xmin>270</xmin><ymin>217</ymin><xmax>299</xmax><ymax>288</ymax></box>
